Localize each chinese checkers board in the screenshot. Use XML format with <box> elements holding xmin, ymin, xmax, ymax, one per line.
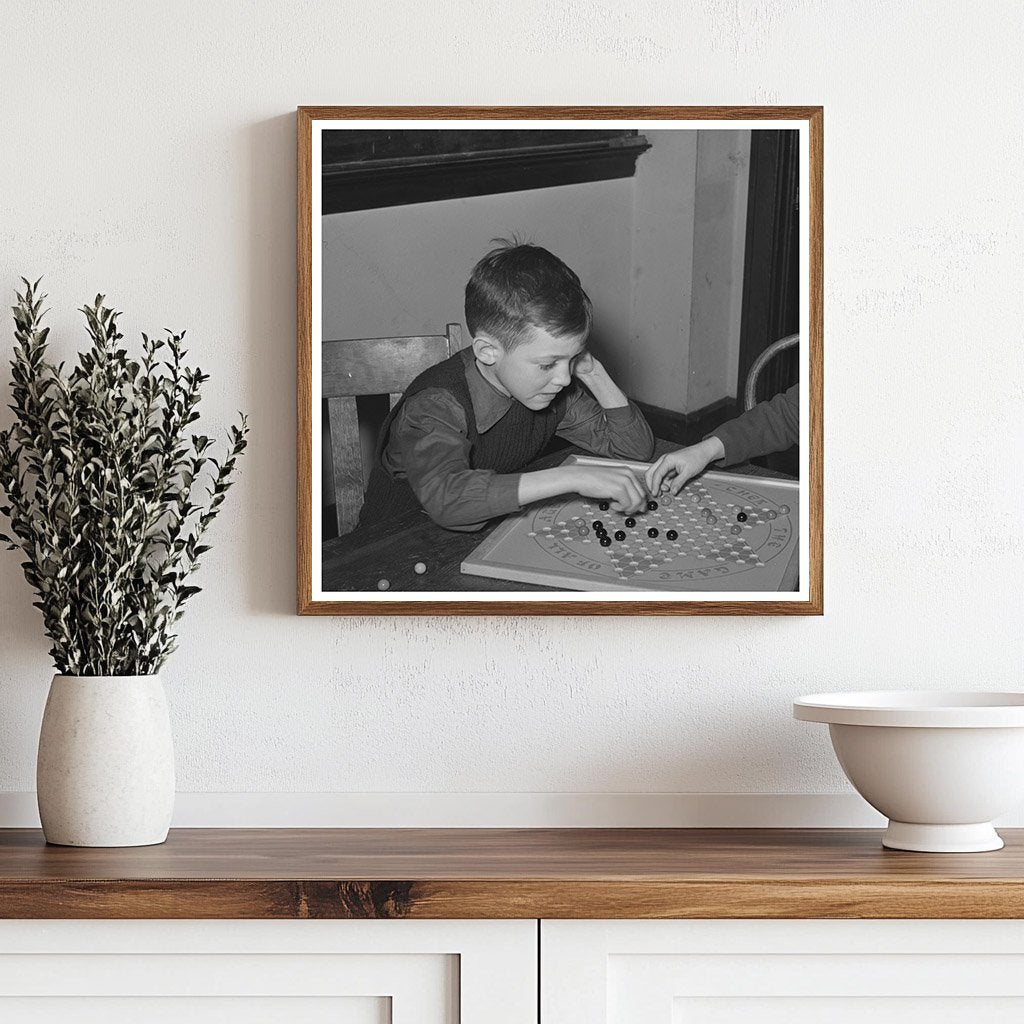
<box><xmin>461</xmin><ymin>456</ymin><xmax>800</xmax><ymax>593</ymax></box>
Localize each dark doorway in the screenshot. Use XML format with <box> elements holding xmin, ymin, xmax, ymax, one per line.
<box><xmin>738</xmin><ymin>130</ymin><xmax>800</xmax><ymax>474</ymax></box>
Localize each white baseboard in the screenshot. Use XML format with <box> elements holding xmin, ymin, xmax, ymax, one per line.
<box><xmin>3</xmin><ymin>791</ymin><xmax>1021</xmax><ymax>829</ymax></box>
<box><xmin>0</xmin><ymin>791</ymin><xmax>879</xmax><ymax>828</ymax></box>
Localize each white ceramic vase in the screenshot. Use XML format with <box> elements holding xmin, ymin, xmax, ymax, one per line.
<box><xmin>36</xmin><ymin>674</ymin><xmax>175</xmax><ymax>847</ymax></box>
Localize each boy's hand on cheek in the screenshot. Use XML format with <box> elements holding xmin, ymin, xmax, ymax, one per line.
<box><xmin>572</xmin><ymin>352</ymin><xmax>602</xmax><ymax>380</ymax></box>
<box><xmin>571</xmin><ymin>352</ymin><xmax>631</xmax><ymax>410</ymax></box>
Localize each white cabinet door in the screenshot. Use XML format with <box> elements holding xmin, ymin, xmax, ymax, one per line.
<box><xmin>0</xmin><ymin>919</ymin><xmax>535</xmax><ymax>1024</ymax></box>
<box><xmin>542</xmin><ymin>919</ymin><xmax>1024</xmax><ymax>1023</ymax></box>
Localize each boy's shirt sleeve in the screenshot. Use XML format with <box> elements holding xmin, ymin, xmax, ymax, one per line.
<box><xmin>709</xmin><ymin>383</ymin><xmax>800</xmax><ymax>466</ymax></box>
<box><xmin>381</xmin><ymin>388</ymin><xmax>522</xmax><ymax>531</ymax></box>
<box><xmin>555</xmin><ymin>385</ymin><xmax>655</xmax><ymax>461</ymax></box>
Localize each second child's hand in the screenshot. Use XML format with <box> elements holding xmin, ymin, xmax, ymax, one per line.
<box><xmin>644</xmin><ymin>437</ymin><xmax>725</xmax><ymax>496</ymax></box>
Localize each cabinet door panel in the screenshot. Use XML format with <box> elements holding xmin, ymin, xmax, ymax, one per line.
<box><xmin>0</xmin><ymin>919</ymin><xmax>536</xmax><ymax>1024</ymax></box>
<box><xmin>674</xmin><ymin>998</ymin><xmax>1024</xmax><ymax>1024</ymax></box>
<box><xmin>543</xmin><ymin>920</ymin><xmax>1024</xmax><ymax>1024</ymax></box>
<box><xmin>0</xmin><ymin>997</ymin><xmax>389</xmax><ymax>1024</ymax></box>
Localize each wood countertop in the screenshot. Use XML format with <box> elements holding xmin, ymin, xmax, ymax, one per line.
<box><xmin>2</xmin><ymin>828</ymin><xmax>1023</xmax><ymax>919</ymax></box>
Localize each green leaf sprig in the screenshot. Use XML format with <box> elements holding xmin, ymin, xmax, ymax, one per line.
<box><xmin>0</xmin><ymin>279</ymin><xmax>249</xmax><ymax>675</ymax></box>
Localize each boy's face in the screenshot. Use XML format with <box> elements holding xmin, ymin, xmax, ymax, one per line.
<box><xmin>474</xmin><ymin>324</ymin><xmax>588</xmax><ymax>410</ymax></box>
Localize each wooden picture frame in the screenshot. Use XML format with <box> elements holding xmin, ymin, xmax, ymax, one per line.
<box><xmin>298</xmin><ymin>106</ymin><xmax>823</xmax><ymax>615</ymax></box>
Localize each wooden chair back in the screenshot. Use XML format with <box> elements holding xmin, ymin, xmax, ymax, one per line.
<box><xmin>744</xmin><ymin>333</ymin><xmax>799</xmax><ymax>411</ymax></box>
<box><xmin>322</xmin><ymin>323</ymin><xmax>465</xmax><ymax>536</ymax></box>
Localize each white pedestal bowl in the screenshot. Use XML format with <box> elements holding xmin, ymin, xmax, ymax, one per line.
<box><xmin>793</xmin><ymin>691</ymin><xmax>1024</xmax><ymax>852</ymax></box>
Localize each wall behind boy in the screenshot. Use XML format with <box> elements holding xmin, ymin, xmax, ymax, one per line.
<box><xmin>322</xmin><ymin>128</ymin><xmax>750</xmax><ymax>417</ymax></box>
<box><xmin>322</xmin><ymin>181</ymin><xmax>634</xmax><ymax>357</ymax></box>
<box><xmin>0</xmin><ymin>2</ymin><xmax>1021</xmax><ymax>826</ymax></box>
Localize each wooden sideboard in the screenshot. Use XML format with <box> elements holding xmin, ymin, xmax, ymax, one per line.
<box><xmin>2</xmin><ymin>827</ymin><xmax>1024</xmax><ymax>918</ymax></box>
<box><xmin>3</xmin><ymin>828</ymin><xmax>1024</xmax><ymax>1022</ymax></box>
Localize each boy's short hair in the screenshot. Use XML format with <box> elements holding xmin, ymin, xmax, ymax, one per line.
<box><xmin>465</xmin><ymin>240</ymin><xmax>592</xmax><ymax>350</ymax></box>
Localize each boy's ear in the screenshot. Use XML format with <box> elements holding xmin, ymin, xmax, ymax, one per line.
<box><xmin>472</xmin><ymin>333</ymin><xmax>502</xmax><ymax>366</ymax></box>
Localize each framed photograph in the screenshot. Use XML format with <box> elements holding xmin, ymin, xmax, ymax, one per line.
<box><xmin>298</xmin><ymin>106</ymin><xmax>822</xmax><ymax>615</ymax></box>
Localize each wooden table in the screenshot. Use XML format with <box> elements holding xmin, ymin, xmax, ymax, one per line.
<box><xmin>3</xmin><ymin>828</ymin><xmax>1023</xmax><ymax>919</ymax></box>
<box><xmin>322</xmin><ymin>441</ymin><xmax>793</xmax><ymax>592</ymax></box>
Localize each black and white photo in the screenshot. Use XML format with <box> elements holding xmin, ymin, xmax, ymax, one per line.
<box><xmin>297</xmin><ymin>109</ymin><xmax>822</xmax><ymax>614</ymax></box>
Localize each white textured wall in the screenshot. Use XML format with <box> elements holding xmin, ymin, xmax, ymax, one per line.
<box><xmin>1</xmin><ymin>1</ymin><xmax>1023</xmax><ymax>824</ymax></box>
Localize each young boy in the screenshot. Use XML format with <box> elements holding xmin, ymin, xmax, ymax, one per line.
<box><xmin>359</xmin><ymin>242</ymin><xmax>655</xmax><ymax>531</ymax></box>
<box><xmin>644</xmin><ymin>384</ymin><xmax>799</xmax><ymax>496</ymax></box>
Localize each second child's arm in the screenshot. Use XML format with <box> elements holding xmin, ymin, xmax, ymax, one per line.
<box><xmin>645</xmin><ymin>385</ymin><xmax>800</xmax><ymax>495</ymax></box>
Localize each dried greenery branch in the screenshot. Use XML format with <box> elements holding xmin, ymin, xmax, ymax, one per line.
<box><xmin>0</xmin><ymin>279</ymin><xmax>249</xmax><ymax>675</ymax></box>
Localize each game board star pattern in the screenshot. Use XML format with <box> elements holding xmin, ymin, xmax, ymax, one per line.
<box><xmin>525</xmin><ymin>480</ymin><xmax>786</xmax><ymax>582</ymax></box>
<box><xmin>462</xmin><ymin>464</ymin><xmax>799</xmax><ymax>593</ymax></box>
<box><xmin>604</xmin><ymin>491</ymin><xmax>760</xmax><ymax>580</ymax></box>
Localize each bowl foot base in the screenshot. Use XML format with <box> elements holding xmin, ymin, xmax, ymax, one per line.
<box><xmin>882</xmin><ymin>821</ymin><xmax>1004</xmax><ymax>853</ymax></box>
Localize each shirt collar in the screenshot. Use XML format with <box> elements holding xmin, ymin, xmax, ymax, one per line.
<box><xmin>462</xmin><ymin>347</ymin><xmax>513</xmax><ymax>433</ymax></box>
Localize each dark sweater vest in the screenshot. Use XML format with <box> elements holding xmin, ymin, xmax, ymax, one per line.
<box><xmin>359</xmin><ymin>351</ymin><xmax>569</xmax><ymax>526</ymax></box>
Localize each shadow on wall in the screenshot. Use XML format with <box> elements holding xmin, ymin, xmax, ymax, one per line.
<box><xmin>244</xmin><ymin>114</ymin><xmax>299</xmax><ymax>617</ymax></box>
